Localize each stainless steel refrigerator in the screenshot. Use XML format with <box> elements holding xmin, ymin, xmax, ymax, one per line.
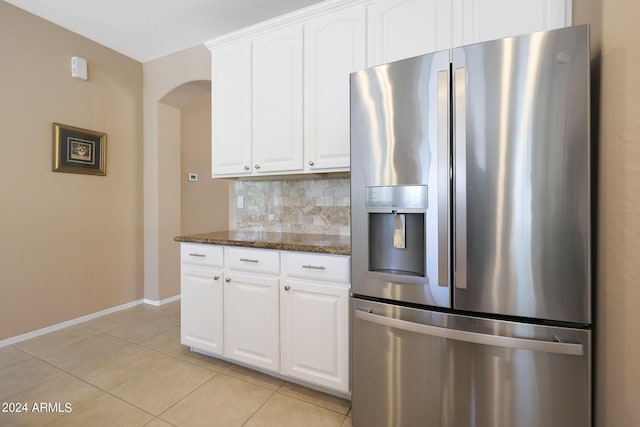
<box><xmin>350</xmin><ymin>25</ymin><xmax>591</xmax><ymax>427</ymax></box>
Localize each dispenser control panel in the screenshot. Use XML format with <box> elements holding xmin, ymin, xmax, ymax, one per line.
<box><xmin>365</xmin><ymin>185</ymin><xmax>427</xmax><ymax>210</ymax></box>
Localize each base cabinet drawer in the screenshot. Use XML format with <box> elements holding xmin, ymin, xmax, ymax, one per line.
<box><xmin>225</xmin><ymin>247</ymin><xmax>280</xmax><ymax>275</ymax></box>
<box><xmin>181</xmin><ymin>243</ymin><xmax>223</xmax><ymax>267</ymax></box>
<box><xmin>283</xmin><ymin>252</ymin><xmax>350</xmax><ymax>283</ymax></box>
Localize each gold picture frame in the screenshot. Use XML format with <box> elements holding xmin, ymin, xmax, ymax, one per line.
<box><xmin>53</xmin><ymin>123</ymin><xmax>107</xmax><ymax>176</ymax></box>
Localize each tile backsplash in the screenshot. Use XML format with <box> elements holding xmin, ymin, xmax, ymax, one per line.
<box><xmin>233</xmin><ymin>178</ymin><xmax>350</xmax><ymax>236</ymax></box>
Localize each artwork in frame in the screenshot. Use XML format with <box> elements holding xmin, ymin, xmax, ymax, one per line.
<box><xmin>53</xmin><ymin>123</ymin><xmax>107</xmax><ymax>176</ymax></box>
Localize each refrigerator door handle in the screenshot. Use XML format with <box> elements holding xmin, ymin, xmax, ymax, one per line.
<box><xmin>437</xmin><ymin>69</ymin><xmax>450</xmax><ymax>287</ymax></box>
<box><xmin>355</xmin><ymin>309</ymin><xmax>584</xmax><ymax>356</ymax></box>
<box><xmin>454</xmin><ymin>67</ymin><xmax>467</xmax><ymax>289</ymax></box>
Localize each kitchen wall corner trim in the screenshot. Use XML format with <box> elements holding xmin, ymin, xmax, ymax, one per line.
<box><xmin>143</xmin><ymin>294</ymin><xmax>181</xmax><ymax>307</ymax></box>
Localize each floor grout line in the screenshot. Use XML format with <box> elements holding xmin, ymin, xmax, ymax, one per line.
<box><xmin>241</xmin><ymin>388</ymin><xmax>279</xmax><ymax>426</ymax></box>
<box><xmin>154</xmin><ymin>369</ymin><xmax>223</xmax><ymax>423</ymax></box>
<box><xmin>3</xmin><ymin>357</ymin><xmax>110</xmax><ymax>427</ymax></box>
<box><xmin>31</xmin><ymin>348</ymin><xmax>208</xmax><ymax>425</ymax></box>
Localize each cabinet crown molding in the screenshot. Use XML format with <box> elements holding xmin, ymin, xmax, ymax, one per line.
<box><xmin>204</xmin><ymin>0</ymin><xmax>370</xmax><ymax>50</ymax></box>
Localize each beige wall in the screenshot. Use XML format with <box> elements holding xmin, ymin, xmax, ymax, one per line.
<box><xmin>576</xmin><ymin>1</ymin><xmax>640</xmax><ymax>425</ymax></box>
<box><xmin>580</xmin><ymin>0</ymin><xmax>640</xmax><ymax>425</ymax></box>
<box><xmin>0</xmin><ymin>2</ymin><xmax>143</xmax><ymax>340</ymax></box>
<box><xmin>143</xmin><ymin>46</ymin><xmax>230</xmax><ymax>301</ymax></box>
<box><xmin>180</xmin><ymin>93</ymin><xmax>230</xmax><ymax>235</ymax></box>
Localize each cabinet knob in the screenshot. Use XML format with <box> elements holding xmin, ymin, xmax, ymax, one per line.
<box><xmin>254</xmin><ymin>164</ymin><xmax>261</xmax><ymax>169</ymax></box>
<box><xmin>284</xmin><ymin>285</ymin><xmax>290</xmax><ymax>291</ymax></box>
<box><xmin>308</xmin><ymin>161</ymin><xmax>314</xmax><ymax>166</ymax></box>
<box><xmin>213</xmin><ymin>275</ymin><xmax>220</xmax><ymax>281</ymax></box>
<box><xmin>243</xmin><ymin>165</ymin><xmax>250</xmax><ymax>171</ymax></box>
<box><xmin>225</xmin><ymin>278</ymin><xmax>231</xmax><ymax>283</ymax></box>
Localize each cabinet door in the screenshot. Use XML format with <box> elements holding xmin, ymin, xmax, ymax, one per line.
<box><xmin>368</xmin><ymin>0</ymin><xmax>452</xmax><ymax>66</ymax></box>
<box><xmin>253</xmin><ymin>25</ymin><xmax>304</xmax><ymax>174</ymax></box>
<box><xmin>454</xmin><ymin>0</ymin><xmax>571</xmax><ymax>47</ymax></box>
<box><xmin>211</xmin><ymin>41</ymin><xmax>252</xmax><ymax>177</ymax></box>
<box><xmin>223</xmin><ymin>273</ymin><xmax>280</xmax><ymax>372</ymax></box>
<box><xmin>181</xmin><ymin>266</ymin><xmax>224</xmax><ymax>355</ymax></box>
<box><xmin>304</xmin><ymin>5</ymin><xmax>366</xmax><ymax>171</ymax></box>
<box><xmin>281</xmin><ymin>280</ymin><xmax>350</xmax><ymax>393</ymax></box>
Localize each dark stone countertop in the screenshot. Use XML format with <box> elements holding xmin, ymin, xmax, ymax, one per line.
<box><xmin>174</xmin><ymin>230</ymin><xmax>351</xmax><ymax>256</ymax></box>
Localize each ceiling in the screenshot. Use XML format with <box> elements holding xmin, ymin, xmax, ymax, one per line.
<box><xmin>4</xmin><ymin>0</ymin><xmax>325</xmax><ymax>62</ymax></box>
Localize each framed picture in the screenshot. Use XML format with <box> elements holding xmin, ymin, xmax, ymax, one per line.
<box><xmin>53</xmin><ymin>123</ymin><xmax>107</xmax><ymax>176</ymax></box>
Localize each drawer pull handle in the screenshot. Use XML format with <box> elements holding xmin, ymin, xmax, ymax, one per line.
<box><xmin>284</xmin><ymin>285</ymin><xmax>291</xmax><ymax>291</ymax></box>
<box><xmin>213</xmin><ymin>275</ymin><xmax>220</xmax><ymax>281</ymax></box>
<box><xmin>225</xmin><ymin>278</ymin><xmax>231</xmax><ymax>283</ymax></box>
<box><xmin>189</xmin><ymin>253</ymin><xmax>206</xmax><ymax>258</ymax></box>
<box><xmin>240</xmin><ymin>258</ymin><xmax>259</xmax><ymax>263</ymax></box>
<box><xmin>302</xmin><ymin>264</ymin><xmax>326</xmax><ymax>270</ymax></box>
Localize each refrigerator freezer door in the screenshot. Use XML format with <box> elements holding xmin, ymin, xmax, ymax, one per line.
<box><xmin>452</xmin><ymin>25</ymin><xmax>591</xmax><ymax>323</ymax></box>
<box><xmin>350</xmin><ymin>49</ymin><xmax>451</xmax><ymax>308</ymax></box>
<box><xmin>351</xmin><ymin>298</ymin><xmax>591</xmax><ymax>427</ymax></box>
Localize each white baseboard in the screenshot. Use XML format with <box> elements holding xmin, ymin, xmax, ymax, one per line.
<box><xmin>0</xmin><ymin>299</ymin><xmax>143</xmax><ymax>348</ymax></box>
<box><xmin>143</xmin><ymin>294</ymin><xmax>181</xmax><ymax>307</ymax></box>
<box><xmin>0</xmin><ymin>295</ymin><xmax>182</xmax><ymax>349</ymax></box>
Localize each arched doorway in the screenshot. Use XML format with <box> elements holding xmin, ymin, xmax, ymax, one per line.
<box><xmin>154</xmin><ymin>80</ymin><xmax>230</xmax><ymax>301</ymax></box>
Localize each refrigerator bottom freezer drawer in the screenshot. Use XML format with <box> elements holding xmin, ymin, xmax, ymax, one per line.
<box><xmin>351</xmin><ymin>298</ymin><xmax>591</xmax><ymax>427</ymax></box>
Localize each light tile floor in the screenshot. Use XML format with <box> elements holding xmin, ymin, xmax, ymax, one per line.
<box><xmin>0</xmin><ymin>301</ymin><xmax>352</xmax><ymax>426</ymax></box>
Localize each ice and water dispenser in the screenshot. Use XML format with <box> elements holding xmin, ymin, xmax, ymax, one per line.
<box><xmin>366</xmin><ymin>185</ymin><xmax>427</xmax><ymax>278</ymax></box>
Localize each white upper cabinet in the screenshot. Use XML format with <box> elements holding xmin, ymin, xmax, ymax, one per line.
<box><xmin>206</xmin><ymin>0</ymin><xmax>571</xmax><ymax>178</ymax></box>
<box><xmin>368</xmin><ymin>0</ymin><xmax>571</xmax><ymax>66</ymax></box>
<box><xmin>453</xmin><ymin>0</ymin><xmax>572</xmax><ymax>46</ymax></box>
<box><xmin>367</xmin><ymin>0</ymin><xmax>452</xmax><ymax>66</ymax></box>
<box><xmin>304</xmin><ymin>4</ymin><xmax>366</xmax><ymax>171</ymax></box>
<box><xmin>211</xmin><ymin>41</ymin><xmax>252</xmax><ymax>176</ymax></box>
<box><xmin>210</xmin><ymin>25</ymin><xmax>304</xmax><ymax>178</ymax></box>
<box><xmin>207</xmin><ymin>1</ymin><xmax>365</xmax><ymax>178</ymax></box>
<box><xmin>253</xmin><ymin>25</ymin><xmax>304</xmax><ymax>174</ymax></box>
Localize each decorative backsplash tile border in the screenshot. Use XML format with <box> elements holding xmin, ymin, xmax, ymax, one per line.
<box><xmin>233</xmin><ymin>178</ymin><xmax>350</xmax><ymax>236</ymax></box>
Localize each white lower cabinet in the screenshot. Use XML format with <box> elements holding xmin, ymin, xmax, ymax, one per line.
<box><xmin>223</xmin><ymin>272</ymin><xmax>280</xmax><ymax>372</ymax></box>
<box><xmin>181</xmin><ymin>266</ymin><xmax>224</xmax><ymax>355</ymax></box>
<box><xmin>180</xmin><ymin>243</ymin><xmax>350</xmax><ymax>394</ymax></box>
<box><xmin>281</xmin><ymin>279</ymin><xmax>350</xmax><ymax>393</ymax></box>
<box><xmin>180</xmin><ymin>244</ymin><xmax>224</xmax><ymax>356</ymax></box>
<box><xmin>281</xmin><ymin>251</ymin><xmax>351</xmax><ymax>393</ymax></box>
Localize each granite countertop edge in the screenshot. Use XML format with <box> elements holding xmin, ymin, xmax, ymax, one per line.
<box><xmin>174</xmin><ymin>231</ymin><xmax>351</xmax><ymax>256</ymax></box>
